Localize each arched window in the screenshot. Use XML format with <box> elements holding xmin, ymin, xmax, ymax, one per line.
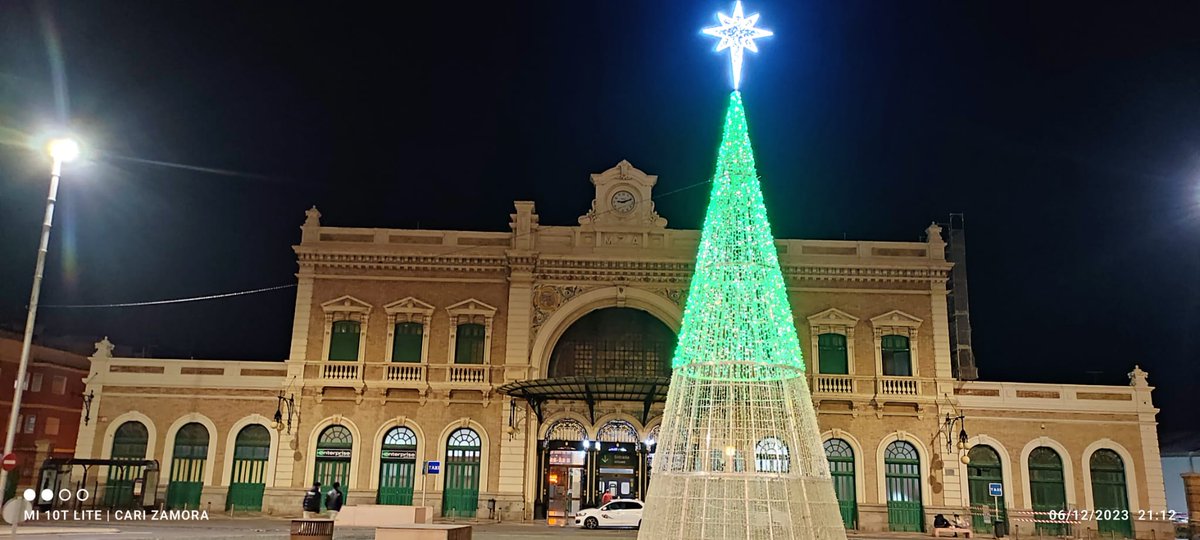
<box><xmin>228</xmin><ymin>424</ymin><xmax>271</xmax><ymax>511</ymax></box>
<box><xmin>596</xmin><ymin>420</ymin><xmax>639</xmax><ymax>443</ymax></box>
<box><xmin>818</xmin><ymin>334</ymin><xmax>849</xmax><ymax>374</ymax></box>
<box><xmin>884</xmin><ymin>441</ymin><xmax>923</xmax><ymax>531</ymax></box>
<box><xmin>166</xmin><ymin>423</ymin><xmax>209</xmax><ymax>509</ymax></box>
<box><xmin>444</xmin><ymin>428</ymin><xmax>482</xmax><ymax>517</ymax></box>
<box><xmin>378</xmin><ymin>427</ymin><xmax>418</xmax><ymax>505</ymax></box>
<box><xmin>111</xmin><ymin>421</ymin><xmax>148</xmax><ymax>459</ymax></box>
<box><xmin>392</xmin><ymin>322</ymin><xmax>423</xmax><ymax>362</ymax></box>
<box><xmin>329</xmin><ymin>321</ymin><xmax>361</xmax><ymax>361</ymax></box>
<box><xmin>548</xmin><ymin>308</ymin><xmax>677</xmax><ymax>378</ymax></box>
<box><xmin>881</xmin><ymin>335</ymin><xmax>911</xmax><ymax>376</ymax></box>
<box><xmin>455</xmin><ymin>324</ymin><xmax>486</xmax><ymax>364</ymax></box>
<box><xmin>824</xmin><ymin>439</ymin><xmax>857</xmax><ymax>528</ymax></box>
<box><xmin>755</xmin><ymin>437</ymin><xmax>790</xmax><ymax>473</ymax></box>
<box><xmin>967</xmin><ymin>445</ymin><xmax>1005</xmax><ymax>532</ymax></box>
<box><xmin>544</xmin><ymin>419</ymin><xmax>587</xmax><ymax>441</ymax></box>
<box><xmin>1090</xmin><ymin>449</ymin><xmax>1132</xmax><ymax>538</ymax></box>
<box><xmin>1029</xmin><ymin>447</ymin><xmax>1067</xmax><ymax>536</ymax></box>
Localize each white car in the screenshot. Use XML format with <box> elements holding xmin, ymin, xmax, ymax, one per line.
<box><xmin>574</xmin><ymin>499</ymin><xmax>644</xmax><ymax>529</ymax></box>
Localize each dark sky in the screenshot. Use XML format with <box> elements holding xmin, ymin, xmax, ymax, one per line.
<box><xmin>1</xmin><ymin>1</ymin><xmax>1197</xmax><ymax>435</ymax></box>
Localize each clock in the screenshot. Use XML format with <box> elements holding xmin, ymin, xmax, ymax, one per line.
<box><xmin>611</xmin><ymin>190</ymin><xmax>636</xmax><ymax>215</ymax></box>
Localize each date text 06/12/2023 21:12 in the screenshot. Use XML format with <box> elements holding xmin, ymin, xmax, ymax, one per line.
<box><xmin>1046</xmin><ymin>510</ymin><xmax>1177</xmax><ymax>522</ymax></box>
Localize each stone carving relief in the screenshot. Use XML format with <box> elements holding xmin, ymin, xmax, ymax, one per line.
<box><xmin>530</xmin><ymin>285</ymin><xmax>585</xmax><ymax>336</ymax></box>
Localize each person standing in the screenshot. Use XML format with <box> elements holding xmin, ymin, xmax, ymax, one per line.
<box><xmin>302</xmin><ymin>482</ymin><xmax>321</xmax><ymax>519</ymax></box>
<box><xmin>601</xmin><ymin>489</ymin><xmax>613</xmax><ymax>505</ymax></box>
<box><xmin>325</xmin><ymin>481</ymin><xmax>345</xmax><ymax>520</ymax></box>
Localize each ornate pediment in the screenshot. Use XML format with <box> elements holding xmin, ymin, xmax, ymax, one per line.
<box><xmin>578</xmin><ymin>160</ymin><xmax>668</xmax><ymax>230</ymax></box>
<box><xmin>320</xmin><ymin>295</ymin><xmax>372</xmax><ymax>314</ymax></box>
<box><xmin>446</xmin><ymin>298</ymin><xmax>498</xmax><ymax>317</ymax></box>
<box><xmin>869</xmin><ymin>310</ymin><xmax>923</xmax><ymax>328</ymax></box>
<box><xmin>384</xmin><ymin>296</ymin><xmax>435</xmax><ymax>316</ymax></box>
<box><xmin>806</xmin><ymin>308</ymin><xmax>860</xmax><ymax>327</ymax></box>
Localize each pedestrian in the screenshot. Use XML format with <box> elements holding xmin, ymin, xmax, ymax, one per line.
<box><xmin>302</xmin><ymin>482</ymin><xmax>321</xmax><ymax>519</ymax></box>
<box><xmin>601</xmin><ymin>489</ymin><xmax>613</xmax><ymax>505</ymax></box>
<box><xmin>325</xmin><ymin>481</ymin><xmax>345</xmax><ymax>520</ymax></box>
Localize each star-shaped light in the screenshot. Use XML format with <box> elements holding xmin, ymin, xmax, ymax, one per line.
<box><xmin>703</xmin><ymin>1</ymin><xmax>773</xmax><ymax>89</ymax></box>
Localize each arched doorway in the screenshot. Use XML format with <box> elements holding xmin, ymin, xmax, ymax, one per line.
<box><xmin>1090</xmin><ymin>449</ymin><xmax>1133</xmax><ymax>538</ymax></box>
<box><xmin>227</xmin><ymin>425</ymin><xmax>270</xmax><ymax>511</ymax></box>
<box><xmin>824</xmin><ymin>439</ymin><xmax>857</xmax><ymax>529</ymax></box>
<box><xmin>443</xmin><ymin>428</ymin><xmax>481</xmax><ymax>518</ymax></box>
<box><xmin>884</xmin><ymin>440</ymin><xmax>923</xmax><ymax>532</ymax></box>
<box><xmin>596</xmin><ymin>419</ymin><xmax>641</xmax><ymax>503</ymax></box>
<box><xmin>166</xmin><ymin>423</ymin><xmax>209</xmax><ymax>509</ymax></box>
<box><xmin>314</xmin><ymin>425</ymin><xmax>353</xmax><ymax>510</ymax></box>
<box><xmin>105</xmin><ymin>421</ymin><xmax>148</xmax><ymax>507</ymax></box>
<box><xmin>967</xmin><ymin>445</ymin><xmax>1005</xmax><ymax>533</ymax></box>
<box><xmin>541</xmin><ymin>418</ymin><xmax>587</xmax><ymax>523</ymax></box>
<box><xmin>1029</xmin><ymin>447</ymin><xmax>1068</xmax><ymax>536</ymax></box>
<box><xmin>378</xmin><ymin>427</ymin><xmax>418</xmax><ymax>505</ymax></box>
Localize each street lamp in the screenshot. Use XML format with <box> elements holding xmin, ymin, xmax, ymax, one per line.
<box><xmin>0</xmin><ymin>137</ymin><xmax>81</xmax><ymax>500</ymax></box>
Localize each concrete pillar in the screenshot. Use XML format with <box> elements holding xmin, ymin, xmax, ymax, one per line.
<box><xmin>1183</xmin><ymin>472</ymin><xmax>1200</xmax><ymax>540</ymax></box>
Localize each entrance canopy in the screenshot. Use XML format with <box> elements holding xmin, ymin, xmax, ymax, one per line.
<box><xmin>496</xmin><ymin>375</ymin><xmax>669</xmax><ymax>425</ymax></box>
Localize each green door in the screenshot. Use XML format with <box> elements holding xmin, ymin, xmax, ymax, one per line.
<box><xmin>105</xmin><ymin>421</ymin><xmax>148</xmax><ymax>507</ymax></box>
<box><xmin>1029</xmin><ymin>447</ymin><xmax>1068</xmax><ymax>536</ymax></box>
<box><xmin>378</xmin><ymin>427</ymin><xmax>418</xmax><ymax>505</ymax></box>
<box><xmin>442</xmin><ymin>428</ymin><xmax>481</xmax><ymax>518</ymax></box>
<box><xmin>1091</xmin><ymin>450</ymin><xmax>1133</xmax><ymax>539</ymax></box>
<box><xmin>824</xmin><ymin>439</ymin><xmax>857</xmax><ymax>529</ymax></box>
<box><xmin>226</xmin><ymin>425</ymin><xmax>271</xmax><ymax>511</ymax></box>
<box><xmin>314</xmin><ymin>425</ymin><xmax>353</xmax><ymax>511</ymax></box>
<box><xmin>884</xmin><ymin>441</ymin><xmax>924</xmax><ymax>532</ymax></box>
<box><xmin>966</xmin><ymin>445</ymin><xmax>1006</xmax><ymax>533</ymax></box>
<box><xmin>166</xmin><ymin>423</ymin><xmax>209</xmax><ymax>509</ymax></box>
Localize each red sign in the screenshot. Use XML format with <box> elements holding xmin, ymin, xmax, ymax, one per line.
<box><xmin>1</xmin><ymin>454</ymin><xmax>16</xmax><ymax>472</ymax></box>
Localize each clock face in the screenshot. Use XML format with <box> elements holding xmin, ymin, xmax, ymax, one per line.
<box><xmin>611</xmin><ymin>190</ymin><xmax>636</xmax><ymax>215</ymax></box>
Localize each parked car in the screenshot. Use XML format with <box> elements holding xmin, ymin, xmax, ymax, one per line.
<box><xmin>574</xmin><ymin>499</ymin><xmax>644</xmax><ymax>529</ymax></box>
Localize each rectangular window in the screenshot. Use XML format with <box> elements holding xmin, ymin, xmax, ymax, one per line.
<box><xmin>51</xmin><ymin>376</ymin><xmax>67</xmax><ymax>395</ymax></box>
<box><xmin>454</xmin><ymin>323</ymin><xmax>486</xmax><ymax>364</ymax></box>
<box><xmin>328</xmin><ymin>320</ymin><xmax>361</xmax><ymax>361</ymax></box>
<box><xmin>817</xmin><ymin>333</ymin><xmax>849</xmax><ymax>375</ymax></box>
<box><xmin>23</xmin><ymin>415</ymin><xmax>36</xmax><ymax>434</ymax></box>
<box><xmin>881</xmin><ymin>335</ymin><xmax>912</xmax><ymax>376</ymax></box>
<box><xmin>392</xmin><ymin>322</ymin><xmax>423</xmax><ymax>362</ymax></box>
<box><xmin>45</xmin><ymin>417</ymin><xmax>59</xmax><ymax>436</ymax></box>
<box><xmin>30</xmin><ymin>373</ymin><xmax>43</xmax><ymax>392</ymax></box>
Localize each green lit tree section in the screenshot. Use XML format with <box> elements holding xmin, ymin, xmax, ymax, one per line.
<box><xmin>674</xmin><ymin>90</ymin><xmax>804</xmax><ymax>381</ymax></box>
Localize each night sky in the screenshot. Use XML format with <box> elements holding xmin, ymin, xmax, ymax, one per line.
<box><xmin>1</xmin><ymin>1</ymin><xmax>1197</xmax><ymax>436</ymax></box>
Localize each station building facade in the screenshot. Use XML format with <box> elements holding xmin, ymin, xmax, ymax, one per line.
<box><xmin>71</xmin><ymin>161</ymin><xmax>1170</xmax><ymax>536</ymax></box>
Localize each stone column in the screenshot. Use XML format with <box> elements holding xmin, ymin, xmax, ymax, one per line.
<box><xmin>1184</xmin><ymin>472</ymin><xmax>1200</xmax><ymax>540</ymax></box>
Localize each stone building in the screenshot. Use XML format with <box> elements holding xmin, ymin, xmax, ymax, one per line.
<box><xmin>71</xmin><ymin>161</ymin><xmax>1170</xmax><ymax>537</ymax></box>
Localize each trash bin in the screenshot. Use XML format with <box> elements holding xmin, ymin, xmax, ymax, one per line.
<box><xmin>290</xmin><ymin>519</ymin><xmax>334</xmax><ymax>540</ymax></box>
<box><xmin>994</xmin><ymin>520</ymin><xmax>1008</xmax><ymax>538</ymax></box>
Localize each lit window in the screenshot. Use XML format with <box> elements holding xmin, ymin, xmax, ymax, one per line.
<box><xmin>45</xmin><ymin>417</ymin><xmax>60</xmax><ymax>436</ymax></box>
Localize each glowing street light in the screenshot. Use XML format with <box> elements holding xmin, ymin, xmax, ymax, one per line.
<box><xmin>0</xmin><ymin>135</ymin><xmax>83</xmax><ymax>500</ymax></box>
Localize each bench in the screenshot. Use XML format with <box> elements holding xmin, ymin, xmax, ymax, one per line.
<box><xmin>375</xmin><ymin>524</ymin><xmax>472</xmax><ymax>540</ymax></box>
<box><xmin>933</xmin><ymin>527</ymin><xmax>974</xmax><ymax>538</ymax></box>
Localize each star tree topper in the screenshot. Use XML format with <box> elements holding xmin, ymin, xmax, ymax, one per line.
<box><xmin>703</xmin><ymin>1</ymin><xmax>773</xmax><ymax>89</ymax></box>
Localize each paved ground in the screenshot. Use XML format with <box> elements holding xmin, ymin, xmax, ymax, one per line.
<box><xmin>11</xmin><ymin>519</ymin><xmax>640</xmax><ymax>539</ymax></box>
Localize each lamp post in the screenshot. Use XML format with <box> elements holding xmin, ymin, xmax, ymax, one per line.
<box><xmin>0</xmin><ymin>138</ymin><xmax>80</xmax><ymax>500</ymax></box>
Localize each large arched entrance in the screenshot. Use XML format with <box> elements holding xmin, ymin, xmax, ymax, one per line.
<box><xmin>166</xmin><ymin>423</ymin><xmax>209</xmax><ymax>509</ymax></box>
<box><xmin>499</xmin><ymin>306</ymin><xmax>677</xmax><ymax>522</ymax></box>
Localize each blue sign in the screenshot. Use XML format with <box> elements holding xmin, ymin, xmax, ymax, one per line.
<box><xmin>425</xmin><ymin>461</ymin><xmax>441</xmax><ymax>475</ymax></box>
<box><xmin>988</xmin><ymin>482</ymin><xmax>1003</xmax><ymax>497</ymax></box>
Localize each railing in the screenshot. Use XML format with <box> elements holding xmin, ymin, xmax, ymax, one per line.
<box><xmin>387</xmin><ymin>363</ymin><xmax>425</xmax><ymax>382</ymax></box>
<box><xmin>322</xmin><ymin>362</ymin><xmax>359</xmax><ymax>380</ymax></box>
<box><xmin>447</xmin><ymin>365</ymin><xmax>489</xmax><ymax>385</ymax></box>
<box><xmin>879</xmin><ymin>376</ymin><xmax>919</xmax><ymax>396</ymax></box>
<box><xmin>814</xmin><ymin>374</ymin><xmax>855</xmax><ymax>394</ymax></box>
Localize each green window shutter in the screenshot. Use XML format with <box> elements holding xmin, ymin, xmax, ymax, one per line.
<box><xmin>329</xmin><ymin>320</ymin><xmax>361</xmax><ymax>361</ymax></box>
<box><xmin>455</xmin><ymin>323</ymin><xmax>486</xmax><ymax>364</ymax></box>
<box><xmin>881</xmin><ymin>335</ymin><xmax>911</xmax><ymax>376</ymax></box>
<box><xmin>392</xmin><ymin>323</ymin><xmax>423</xmax><ymax>363</ymax></box>
<box><xmin>817</xmin><ymin>333</ymin><xmax>849</xmax><ymax>374</ymax></box>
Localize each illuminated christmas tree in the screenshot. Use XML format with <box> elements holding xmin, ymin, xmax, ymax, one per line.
<box><xmin>638</xmin><ymin>5</ymin><xmax>848</xmax><ymax>539</ymax></box>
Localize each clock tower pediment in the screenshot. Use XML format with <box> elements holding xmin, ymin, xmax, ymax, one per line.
<box><xmin>578</xmin><ymin>160</ymin><xmax>668</xmax><ymax>231</ymax></box>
